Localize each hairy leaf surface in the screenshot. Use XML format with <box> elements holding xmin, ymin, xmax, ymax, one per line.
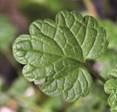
<box><xmin>104</xmin><ymin>65</ymin><xmax>117</xmax><ymax>111</ymax></box>
<box><xmin>13</xmin><ymin>11</ymin><xmax>108</xmax><ymax>102</ymax></box>
<box><xmin>104</xmin><ymin>79</ymin><xmax>117</xmax><ymax>94</ymax></box>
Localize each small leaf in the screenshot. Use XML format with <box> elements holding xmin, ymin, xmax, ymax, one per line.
<box><xmin>96</xmin><ymin>50</ymin><xmax>117</xmax><ymax>79</ymax></box>
<box><xmin>104</xmin><ymin>79</ymin><xmax>117</xmax><ymax>94</ymax></box>
<box><xmin>108</xmin><ymin>93</ymin><xmax>117</xmax><ymax>108</ymax></box>
<box><xmin>109</xmin><ymin>65</ymin><xmax>117</xmax><ymax>78</ymax></box>
<box><xmin>104</xmin><ymin>66</ymin><xmax>117</xmax><ymax>111</ymax></box>
<box><xmin>13</xmin><ymin>11</ymin><xmax>108</xmax><ymax>102</ymax></box>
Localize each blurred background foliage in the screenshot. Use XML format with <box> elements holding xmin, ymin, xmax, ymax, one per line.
<box><xmin>0</xmin><ymin>0</ymin><xmax>117</xmax><ymax>112</ymax></box>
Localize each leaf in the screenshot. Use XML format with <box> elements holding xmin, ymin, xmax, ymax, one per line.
<box><xmin>108</xmin><ymin>93</ymin><xmax>117</xmax><ymax>108</ymax></box>
<box><xmin>104</xmin><ymin>65</ymin><xmax>117</xmax><ymax>111</ymax></box>
<box><xmin>56</xmin><ymin>11</ymin><xmax>108</xmax><ymax>59</ymax></box>
<box><xmin>107</xmin><ymin>92</ymin><xmax>117</xmax><ymax>112</ymax></box>
<box><xmin>13</xmin><ymin>11</ymin><xmax>108</xmax><ymax>102</ymax></box>
<box><xmin>0</xmin><ymin>15</ymin><xmax>16</xmax><ymax>50</ymax></box>
<box><xmin>104</xmin><ymin>79</ymin><xmax>117</xmax><ymax>94</ymax></box>
<box><xmin>109</xmin><ymin>65</ymin><xmax>117</xmax><ymax>78</ymax></box>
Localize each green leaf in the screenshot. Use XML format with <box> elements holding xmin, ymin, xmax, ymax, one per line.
<box><xmin>108</xmin><ymin>93</ymin><xmax>117</xmax><ymax>108</ymax></box>
<box><xmin>56</xmin><ymin>11</ymin><xmax>108</xmax><ymax>59</ymax></box>
<box><xmin>13</xmin><ymin>11</ymin><xmax>107</xmax><ymax>102</ymax></box>
<box><xmin>107</xmin><ymin>92</ymin><xmax>117</xmax><ymax>112</ymax></box>
<box><xmin>104</xmin><ymin>65</ymin><xmax>117</xmax><ymax>111</ymax></box>
<box><xmin>104</xmin><ymin>79</ymin><xmax>117</xmax><ymax>94</ymax></box>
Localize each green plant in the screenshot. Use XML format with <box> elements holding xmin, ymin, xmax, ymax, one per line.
<box><xmin>12</xmin><ymin>10</ymin><xmax>116</xmax><ymax>111</ymax></box>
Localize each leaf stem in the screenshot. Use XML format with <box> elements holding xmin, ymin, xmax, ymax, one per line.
<box><xmin>85</xmin><ymin>60</ymin><xmax>105</xmax><ymax>83</ymax></box>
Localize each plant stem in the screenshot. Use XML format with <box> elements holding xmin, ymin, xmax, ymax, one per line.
<box><xmin>83</xmin><ymin>0</ymin><xmax>98</xmax><ymax>17</ymax></box>
<box><xmin>85</xmin><ymin>60</ymin><xmax>105</xmax><ymax>83</ymax></box>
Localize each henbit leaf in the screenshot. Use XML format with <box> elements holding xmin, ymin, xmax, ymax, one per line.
<box><xmin>13</xmin><ymin>35</ymin><xmax>92</xmax><ymax>102</ymax></box>
<box><xmin>104</xmin><ymin>66</ymin><xmax>117</xmax><ymax>111</ymax></box>
<box><xmin>56</xmin><ymin>11</ymin><xmax>108</xmax><ymax>59</ymax></box>
<box><xmin>104</xmin><ymin>79</ymin><xmax>117</xmax><ymax>94</ymax></box>
<box><xmin>104</xmin><ymin>80</ymin><xmax>117</xmax><ymax>111</ymax></box>
<box><xmin>108</xmin><ymin>93</ymin><xmax>117</xmax><ymax>108</ymax></box>
<box><xmin>108</xmin><ymin>93</ymin><xmax>117</xmax><ymax>112</ymax></box>
<box><xmin>13</xmin><ymin>11</ymin><xmax>108</xmax><ymax>102</ymax></box>
<box><xmin>109</xmin><ymin>65</ymin><xmax>117</xmax><ymax>78</ymax></box>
